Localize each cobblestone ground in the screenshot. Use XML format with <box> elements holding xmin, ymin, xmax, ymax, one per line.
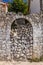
<box><xmin>0</xmin><ymin>61</ymin><xmax>43</xmax><ymax>65</ymax></box>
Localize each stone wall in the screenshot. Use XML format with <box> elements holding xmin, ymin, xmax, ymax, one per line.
<box><xmin>30</xmin><ymin>0</ymin><xmax>40</xmax><ymax>13</ymax></box>
<box><xmin>0</xmin><ymin>12</ymin><xmax>43</xmax><ymax>61</ymax></box>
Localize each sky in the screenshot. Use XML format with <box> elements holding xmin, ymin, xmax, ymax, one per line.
<box><xmin>2</xmin><ymin>0</ymin><xmax>27</xmax><ymax>3</ymax></box>
<box><xmin>23</xmin><ymin>0</ymin><xmax>27</xmax><ymax>3</ymax></box>
<box><xmin>2</xmin><ymin>0</ymin><xmax>12</xmax><ymax>2</ymax></box>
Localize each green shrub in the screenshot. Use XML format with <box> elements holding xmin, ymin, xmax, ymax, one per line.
<box><xmin>8</xmin><ymin>0</ymin><xmax>28</xmax><ymax>15</ymax></box>
<box><xmin>40</xmin><ymin>55</ymin><xmax>43</xmax><ymax>61</ymax></box>
<box><xmin>27</xmin><ymin>58</ymin><xmax>40</xmax><ymax>62</ymax></box>
<box><xmin>32</xmin><ymin>58</ymin><xmax>40</xmax><ymax>62</ymax></box>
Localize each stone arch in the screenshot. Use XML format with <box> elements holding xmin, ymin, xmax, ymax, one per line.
<box><xmin>10</xmin><ymin>15</ymin><xmax>33</xmax><ymax>28</ymax></box>
<box><xmin>11</xmin><ymin>18</ymin><xmax>33</xmax><ymax>30</ymax></box>
<box><xmin>10</xmin><ymin>15</ymin><xmax>33</xmax><ymax>61</ymax></box>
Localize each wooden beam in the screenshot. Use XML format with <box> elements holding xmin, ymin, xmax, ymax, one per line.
<box><xmin>28</xmin><ymin>0</ymin><xmax>30</xmax><ymax>14</ymax></box>
<box><xmin>40</xmin><ymin>0</ymin><xmax>42</xmax><ymax>10</ymax></box>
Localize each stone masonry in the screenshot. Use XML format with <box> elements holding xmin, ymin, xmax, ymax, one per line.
<box><xmin>0</xmin><ymin>12</ymin><xmax>43</xmax><ymax>61</ymax></box>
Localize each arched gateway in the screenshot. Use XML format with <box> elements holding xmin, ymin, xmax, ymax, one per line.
<box><xmin>0</xmin><ymin>13</ymin><xmax>42</xmax><ymax>61</ymax></box>
<box><xmin>10</xmin><ymin>17</ymin><xmax>33</xmax><ymax>61</ymax></box>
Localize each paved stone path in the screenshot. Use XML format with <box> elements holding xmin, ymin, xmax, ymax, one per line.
<box><xmin>0</xmin><ymin>61</ymin><xmax>43</xmax><ymax>65</ymax></box>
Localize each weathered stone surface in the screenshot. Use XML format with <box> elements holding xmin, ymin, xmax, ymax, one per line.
<box><xmin>0</xmin><ymin>12</ymin><xmax>43</xmax><ymax>61</ymax></box>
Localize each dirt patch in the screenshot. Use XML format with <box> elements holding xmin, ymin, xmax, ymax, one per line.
<box><xmin>0</xmin><ymin>61</ymin><xmax>43</xmax><ymax>65</ymax></box>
